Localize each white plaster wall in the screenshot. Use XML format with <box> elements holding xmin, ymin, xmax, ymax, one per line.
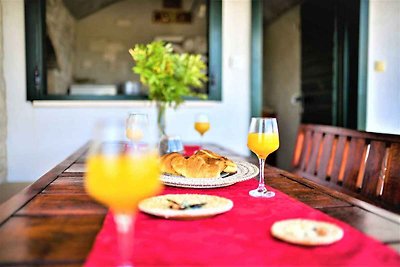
<box><xmin>263</xmin><ymin>6</ymin><xmax>301</xmax><ymax>170</ymax></box>
<box><xmin>0</xmin><ymin>1</ymin><xmax>6</xmax><ymax>183</ymax></box>
<box><xmin>366</xmin><ymin>0</ymin><xmax>400</xmax><ymax>134</ymax></box>
<box><xmin>3</xmin><ymin>0</ymin><xmax>251</xmax><ymax>182</ymax></box>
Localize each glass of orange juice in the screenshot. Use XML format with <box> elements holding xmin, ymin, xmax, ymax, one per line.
<box><xmin>194</xmin><ymin>114</ymin><xmax>210</xmax><ymax>147</ymax></box>
<box><xmin>85</xmin><ymin>120</ymin><xmax>162</xmax><ymax>266</ymax></box>
<box><xmin>126</xmin><ymin>113</ymin><xmax>148</xmax><ymax>143</ymax></box>
<box><xmin>247</xmin><ymin>117</ymin><xmax>279</xmax><ymax>198</ymax></box>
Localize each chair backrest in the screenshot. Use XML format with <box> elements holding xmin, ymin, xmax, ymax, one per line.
<box><xmin>292</xmin><ymin>124</ymin><xmax>400</xmax><ymax>213</ymax></box>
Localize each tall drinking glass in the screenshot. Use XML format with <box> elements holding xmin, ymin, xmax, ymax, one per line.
<box><xmin>194</xmin><ymin>114</ymin><xmax>210</xmax><ymax>148</ymax></box>
<box><xmin>126</xmin><ymin>113</ymin><xmax>148</xmax><ymax>143</ymax></box>
<box><xmin>247</xmin><ymin>117</ymin><xmax>279</xmax><ymax>198</ymax></box>
<box><xmin>85</xmin><ymin>120</ymin><xmax>162</xmax><ymax>266</ymax></box>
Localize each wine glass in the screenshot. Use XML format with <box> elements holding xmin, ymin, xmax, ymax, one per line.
<box><xmin>194</xmin><ymin>114</ymin><xmax>210</xmax><ymax>148</ymax></box>
<box><xmin>126</xmin><ymin>113</ymin><xmax>148</xmax><ymax>143</ymax></box>
<box><xmin>247</xmin><ymin>117</ymin><xmax>279</xmax><ymax>198</ymax></box>
<box><xmin>85</xmin><ymin>120</ymin><xmax>162</xmax><ymax>266</ymax></box>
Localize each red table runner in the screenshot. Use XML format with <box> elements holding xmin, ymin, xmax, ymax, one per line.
<box><xmin>85</xmin><ymin>179</ymin><xmax>400</xmax><ymax>266</ymax></box>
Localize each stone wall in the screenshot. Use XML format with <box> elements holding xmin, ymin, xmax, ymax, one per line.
<box><xmin>0</xmin><ymin>2</ymin><xmax>7</xmax><ymax>183</ymax></box>
<box><xmin>46</xmin><ymin>0</ymin><xmax>76</xmax><ymax>94</ymax></box>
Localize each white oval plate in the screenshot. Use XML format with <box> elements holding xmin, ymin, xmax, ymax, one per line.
<box><xmin>139</xmin><ymin>194</ymin><xmax>233</xmax><ymax>219</ymax></box>
<box><xmin>161</xmin><ymin>161</ymin><xmax>259</xmax><ymax>188</ymax></box>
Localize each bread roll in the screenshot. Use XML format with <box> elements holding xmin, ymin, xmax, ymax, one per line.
<box><xmin>196</xmin><ymin>150</ymin><xmax>237</xmax><ymax>173</ymax></box>
<box><xmin>160</xmin><ymin>152</ymin><xmax>182</xmax><ymax>175</ymax></box>
<box><xmin>161</xmin><ymin>149</ymin><xmax>237</xmax><ymax>178</ymax></box>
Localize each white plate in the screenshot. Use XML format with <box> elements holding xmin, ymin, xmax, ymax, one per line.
<box><xmin>161</xmin><ymin>161</ymin><xmax>259</xmax><ymax>188</ymax></box>
<box><xmin>139</xmin><ymin>194</ymin><xmax>233</xmax><ymax>219</ymax></box>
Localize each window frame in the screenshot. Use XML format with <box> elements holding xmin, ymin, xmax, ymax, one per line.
<box><xmin>25</xmin><ymin>0</ymin><xmax>222</xmax><ymax>102</ymax></box>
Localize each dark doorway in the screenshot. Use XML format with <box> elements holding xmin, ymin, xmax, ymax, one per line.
<box><xmin>300</xmin><ymin>0</ymin><xmax>361</xmax><ymax>129</ymax></box>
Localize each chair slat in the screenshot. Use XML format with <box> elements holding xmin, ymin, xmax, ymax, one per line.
<box><xmin>292</xmin><ymin>129</ymin><xmax>305</xmax><ymax>168</ymax></box>
<box><xmin>342</xmin><ymin>138</ymin><xmax>366</xmax><ymax>191</ymax></box>
<box><xmin>317</xmin><ymin>133</ymin><xmax>335</xmax><ymax>180</ymax></box>
<box><xmin>361</xmin><ymin>141</ymin><xmax>386</xmax><ymax>198</ymax></box>
<box><xmin>299</xmin><ymin>130</ymin><xmax>313</xmax><ymax>171</ymax></box>
<box><xmin>306</xmin><ymin>132</ymin><xmax>323</xmax><ymax>175</ymax></box>
<box><xmin>381</xmin><ymin>143</ymin><xmax>400</xmax><ymax>207</ymax></box>
<box><xmin>330</xmin><ymin>136</ymin><xmax>347</xmax><ymax>184</ymax></box>
<box><xmin>326</xmin><ymin>136</ymin><xmax>338</xmax><ymax>178</ymax></box>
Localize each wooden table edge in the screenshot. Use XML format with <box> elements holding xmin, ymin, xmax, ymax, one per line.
<box><xmin>0</xmin><ymin>142</ymin><xmax>90</xmax><ymax>226</ymax></box>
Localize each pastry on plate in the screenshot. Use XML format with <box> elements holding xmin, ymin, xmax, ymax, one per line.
<box><xmin>196</xmin><ymin>149</ymin><xmax>237</xmax><ymax>173</ymax></box>
<box><xmin>160</xmin><ymin>149</ymin><xmax>237</xmax><ymax>178</ymax></box>
<box><xmin>171</xmin><ymin>155</ymin><xmax>224</xmax><ymax>178</ymax></box>
<box><xmin>160</xmin><ymin>152</ymin><xmax>183</xmax><ymax>175</ymax></box>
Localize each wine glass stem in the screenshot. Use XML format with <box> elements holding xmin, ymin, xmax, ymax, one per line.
<box><xmin>258</xmin><ymin>157</ymin><xmax>266</xmax><ymax>190</ymax></box>
<box><xmin>115</xmin><ymin>213</ymin><xmax>135</xmax><ymax>267</ymax></box>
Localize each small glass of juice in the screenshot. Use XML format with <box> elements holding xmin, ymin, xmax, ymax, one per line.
<box><xmin>194</xmin><ymin>114</ymin><xmax>210</xmax><ymax>148</ymax></box>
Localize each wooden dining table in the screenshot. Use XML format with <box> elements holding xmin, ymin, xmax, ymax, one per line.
<box><xmin>0</xmin><ymin>143</ymin><xmax>399</xmax><ymax>266</ymax></box>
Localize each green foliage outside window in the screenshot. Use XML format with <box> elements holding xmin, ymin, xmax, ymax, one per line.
<box><xmin>129</xmin><ymin>41</ymin><xmax>208</xmax><ymax>135</ymax></box>
<box><xmin>129</xmin><ymin>41</ymin><xmax>208</xmax><ymax>108</ymax></box>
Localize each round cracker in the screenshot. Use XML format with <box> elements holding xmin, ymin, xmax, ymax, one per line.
<box><xmin>271</xmin><ymin>219</ymin><xmax>344</xmax><ymax>246</ymax></box>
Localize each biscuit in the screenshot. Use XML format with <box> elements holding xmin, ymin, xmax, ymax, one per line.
<box><xmin>271</xmin><ymin>219</ymin><xmax>344</xmax><ymax>246</ymax></box>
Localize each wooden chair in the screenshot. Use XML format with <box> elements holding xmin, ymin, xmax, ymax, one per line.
<box><xmin>292</xmin><ymin>124</ymin><xmax>400</xmax><ymax>213</ymax></box>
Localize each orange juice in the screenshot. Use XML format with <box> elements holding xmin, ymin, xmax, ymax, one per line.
<box><xmin>85</xmin><ymin>152</ymin><xmax>161</xmax><ymax>213</ymax></box>
<box><xmin>195</xmin><ymin>122</ymin><xmax>210</xmax><ymax>135</ymax></box>
<box><xmin>247</xmin><ymin>133</ymin><xmax>279</xmax><ymax>159</ymax></box>
<box><xmin>126</xmin><ymin>128</ymin><xmax>144</xmax><ymax>141</ymax></box>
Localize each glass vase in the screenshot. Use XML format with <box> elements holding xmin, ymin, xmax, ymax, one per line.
<box><xmin>156</xmin><ymin>101</ymin><xmax>166</xmax><ymax>138</ymax></box>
